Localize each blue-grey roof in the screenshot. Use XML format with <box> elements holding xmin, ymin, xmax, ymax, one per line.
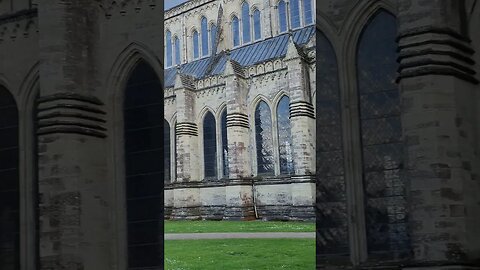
<box><xmin>165</xmin><ymin>25</ymin><xmax>315</xmax><ymax>88</ymax></box>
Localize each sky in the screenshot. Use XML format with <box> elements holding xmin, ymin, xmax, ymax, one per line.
<box><xmin>165</xmin><ymin>0</ymin><xmax>189</xmax><ymax>10</ymax></box>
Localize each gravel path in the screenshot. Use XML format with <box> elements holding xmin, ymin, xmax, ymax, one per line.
<box><xmin>165</xmin><ymin>232</ymin><xmax>315</xmax><ymax>240</ymax></box>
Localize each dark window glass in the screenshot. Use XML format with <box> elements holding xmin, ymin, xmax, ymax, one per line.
<box><xmin>0</xmin><ymin>86</ymin><xmax>19</xmax><ymax>270</ymax></box>
<box><xmin>210</xmin><ymin>24</ymin><xmax>217</xmax><ymax>53</ymax></box>
<box><xmin>242</xmin><ymin>1</ymin><xmax>251</xmax><ymax>43</ymax></box>
<box><xmin>232</xmin><ymin>16</ymin><xmax>240</xmax><ymax>47</ymax></box>
<box><xmin>316</xmin><ymin>30</ymin><xmax>349</xmax><ymax>259</ymax></box>
<box><xmin>290</xmin><ymin>0</ymin><xmax>301</xmax><ymax>28</ymax></box>
<box><xmin>221</xmin><ymin>110</ymin><xmax>229</xmax><ymax>178</ymax></box>
<box><xmin>253</xmin><ymin>9</ymin><xmax>261</xmax><ymax>40</ymax></box>
<box><xmin>174</xmin><ymin>37</ymin><xmax>181</xmax><ymax>65</ymax></box>
<box><xmin>203</xmin><ymin>112</ymin><xmax>217</xmax><ymax>179</ymax></box>
<box><xmin>164</xmin><ymin>120</ymin><xmax>171</xmax><ymax>183</ymax></box>
<box><xmin>124</xmin><ymin>61</ymin><xmax>163</xmax><ymax>269</ymax></box>
<box><xmin>303</xmin><ymin>0</ymin><xmax>313</xmax><ymax>25</ymax></box>
<box><xmin>357</xmin><ymin>11</ymin><xmax>410</xmax><ymax>261</ymax></box>
<box><xmin>278</xmin><ymin>0</ymin><xmax>287</xmax><ymax>33</ymax></box>
<box><xmin>277</xmin><ymin>96</ymin><xmax>294</xmax><ymax>175</ymax></box>
<box><xmin>201</xmin><ymin>17</ymin><xmax>209</xmax><ymax>56</ymax></box>
<box><xmin>193</xmin><ymin>30</ymin><xmax>199</xmax><ymax>59</ymax></box>
<box><xmin>255</xmin><ymin>101</ymin><xmax>274</xmax><ymax>175</ymax></box>
<box><xmin>166</xmin><ymin>30</ymin><xmax>172</xmax><ymax>67</ymax></box>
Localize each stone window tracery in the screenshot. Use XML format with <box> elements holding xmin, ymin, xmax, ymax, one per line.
<box><xmin>278</xmin><ymin>0</ymin><xmax>287</xmax><ymax>33</ymax></box>
<box><xmin>203</xmin><ymin>112</ymin><xmax>217</xmax><ymax>179</ymax></box>
<box><xmin>277</xmin><ymin>95</ymin><xmax>294</xmax><ymax>175</ymax></box>
<box><xmin>166</xmin><ymin>30</ymin><xmax>172</xmax><ymax>67</ymax></box>
<box><xmin>357</xmin><ymin>10</ymin><xmax>410</xmax><ymax>260</ymax></box>
<box><xmin>290</xmin><ymin>0</ymin><xmax>301</xmax><ymax>29</ymax></box>
<box><xmin>221</xmin><ymin>109</ymin><xmax>229</xmax><ymax>178</ymax></box>
<box><xmin>253</xmin><ymin>8</ymin><xmax>261</xmax><ymax>41</ymax></box>
<box><xmin>201</xmin><ymin>17</ymin><xmax>209</xmax><ymax>56</ymax></box>
<box><xmin>174</xmin><ymin>36</ymin><xmax>181</xmax><ymax>65</ymax></box>
<box><xmin>255</xmin><ymin>101</ymin><xmax>275</xmax><ymax>175</ymax></box>
<box><xmin>210</xmin><ymin>23</ymin><xmax>217</xmax><ymax>52</ymax></box>
<box><xmin>193</xmin><ymin>30</ymin><xmax>199</xmax><ymax>59</ymax></box>
<box><xmin>242</xmin><ymin>1</ymin><xmax>251</xmax><ymax>44</ymax></box>
<box><xmin>303</xmin><ymin>0</ymin><xmax>313</xmax><ymax>25</ymax></box>
<box><xmin>232</xmin><ymin>15</ymin><xmax>240</xmax><ymax>47</ymax></box>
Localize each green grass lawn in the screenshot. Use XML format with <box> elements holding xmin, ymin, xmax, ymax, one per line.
<box><xmin>164</xmin><ymin>220</ymin><xmax>315</xmax><ymax>233</ymax></box>
<box><xmin>165</xmin><ymin>238</ymin><xmax>315</xmax><ymax>270</ymax></box>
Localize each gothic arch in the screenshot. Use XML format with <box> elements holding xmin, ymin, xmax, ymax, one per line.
<box><xmin>106</xmin><ymin>41</ymin><xmax>163</xmax><ymax>270</ymax></box>
<box><xmin>18</xmin><ymin>62</ymin><xmax>40</xmax><ymax>270</ymax></box>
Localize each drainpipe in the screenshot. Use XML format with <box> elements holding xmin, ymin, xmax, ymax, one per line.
<box><xmin>252</xmin><ymin>179</ymin><xmax>258</xmax><ymax>219</ymax></box>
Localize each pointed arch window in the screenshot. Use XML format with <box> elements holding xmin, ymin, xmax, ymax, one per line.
<box><xmin>242</xmin><ymin>1</ymin><xmax>251</xmax><ymax>44</ymax></box>
<box><xmin>201</xmin><ymin>17</ymin><xmax>209</xmax><ymax>56</ymax></box>
<box><xmin>255</xmin><ymin>101</ymin><xmax>274</xmax><ymax>175</ymax></box>
<box><xmin>0</xmin><ymin>86</ymin><xmax>20</xmax><ymax>270</ymax></box>
<box><xmin>164</xmin><ymin>120</ymin><xmax>171</xmax><ymax>183</ymax></box>
<box><xmin>193</xmin><ymin>30</ymin><xmax>199</xmax><ymax>59</ymax></box>
<box><xmin>203</xmin><ymin>112</ymin><xmax>217</xmax><ymax>179</ymax></box>
<box><xmin>210</xmin><ymin>24</ymin><xmax>217</xmax><ymax>53</ymax></box>
<box><xmin>290</xmin><ymin>0</ymin><xmax>301</xmax><ymax>29</ymax></box>
<box><xmin>174</xmin><ymin>36</ymin><xmax>181</xmax><ymax>66</ymax></box>
<box><xmin>220</xmin><ymin>110</ymin><xmax>229</xmax><ymax>178</ymax></box>
<box><xmin>357</xmin><ymin>11</ymin><xmax>409</xmax><ymax>260</ymax></box>
<box><xmin>278</xmin><ymin>0</ymin><xmax>287</xmax><ymax>33</ymax></box>
<box><xmin>124</xmin><ymin>61</ymin><xmax>163</xmax><ymax>269</ymax></box>
<box><xmin>277</xmin><ymin>96</ymin><xmax>294</xmax><ymax>174</ymax></box>
<box><xmin>303</xmin><ymin>0</ymin><xmax>313</xmax><ymax>25</ymax></box>
<box><xmin>253</xmin><ymin>9</ymin><xmax>261</xmax><ymax>40</ymax></box>
<box><xmin>232</xmin><ymin>15</ymin><xmax>240</xmax><ymax>47</ymax></box>
<box><xmin>166</xmin><ymin>30</ymin><xmax>172</xmax><ymax>67</ymax></box>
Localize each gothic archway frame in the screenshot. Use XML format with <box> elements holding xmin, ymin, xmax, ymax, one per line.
<box><xmin>316</xmin><ymin>0</ymin><xmax>399</xmax><ymax>266</ymax></box>
<box><xmin>105</xmin><ymin>42</ymin><xmax>164</xmax><ymax>270</ymax></box>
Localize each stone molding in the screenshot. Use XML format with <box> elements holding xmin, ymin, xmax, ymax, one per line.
<box><xmin>37</xmin><ymin>93</ymin><xmax>107</xmax><ymax>138</ymax></box>
<box><xmin>175</xmin><ymin>122</ymin><xmax>199</xmax><ymax>136</ymax></box>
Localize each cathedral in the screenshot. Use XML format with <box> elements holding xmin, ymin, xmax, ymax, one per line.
<box><xmin>163</xmin><ymin>0</ymin><xmax>316</xmax><ymax>221</ymax></box>
<box><xmin>0</xmin><ymin>0</ymin><xmax>480</xmax><ymax>269</ymax></box>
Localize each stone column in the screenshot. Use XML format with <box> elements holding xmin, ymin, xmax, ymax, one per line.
<box><xmin>284</xmin><ymin>37</ymin><xmax>315</xmax><ymax>220</ymax></box>
<box><xmin>37</xmin><ymin>1</ymin><xmax>112</xmax><ymax>269</ymax></box>
<box><xmin>223</xmin><ymin>59</ymin><xmax>255</xmax><ymax>220</ymax></box>
<box><xmin>397</xmin><ymin>0</ymin><xmax>480</xmax><ymax>267</ymax></box>
<box><xmin>172</xmin><ymin>72</ymin><xmax>201</xmax><ymax>219</ymax></box>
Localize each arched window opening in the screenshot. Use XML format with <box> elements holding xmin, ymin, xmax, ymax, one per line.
<box><xmin>253</xmin><ymin>9</ymin><xmax>261</xmax><ymax>41</ymax></box>
<box><xmin>316</xmin><ymin>30</ymin><xmax>348</xmax><ymax>257</ymax></box>
<box><xmin>221</xmin><ymin>110</ymin><xmax>229</xmax><ymax>178</ymax></box>
<box><xmin>303</xmin><ymin>0</ymin><xmax>313</xmax><ymax>25</ymax></box>
<box><xmin>193</xmin><ymin>30</ymin><xmax>199</xmax><ymax>59</ymax></box>
<box><xmin>242</xmin><ymin>1</ymin><xmax>251</xmax><ymax>44</ymax></box>
<box><xmin>255</xmin><ymin>101</ymin><xmax>274</xmax><ymax>175</ymax></box>
<box><xmin>166</xmin><ymin>30</ymin><xmax>172</xmax><ymax>67</ymax></box>
<box><xmin>210</xmin><ymin>24</ymin><xmax>218</xmax><ymax>53</ymax></box>
<box><xmin>357</xmin><ymin>11</ymin><xmax>409</xmax><ymax>260</ymax></box>
<box><xmin>277</xmin><ymin>96</ymin><xmax>294</xmax><ymax>175</ymax></box>
<box><xmin>124</xmin><ymin>61</ymin><xmax>163</xmax><ymax>269</ymax></box>
<box><xmin>290</xmin><ymin>0</ymin><xmax>301</xmax><ymax>29</ymax></box>
<box><xmin>164</xmin><ymin>120</ymin><xmax>171</xmax><ymax>184</ymax></box>
<box><xmin>0</xmin><ymin>86</ymin><xmax>19</xmax><ymax>270</ymax></box>
<box><xmin>201</xmin><ymin>17</ymin><xmax>209</xmax><ymax>56</ymax></box>
<box><xmin>232</xmin><ymin>15</ymin><xmax>240</xmax><ymax>47</ymax></box>
<box><xmin>174</xmin><ymin>36</ymin><xmax>181</xmax><ymax>66</ymax></box>
<box><xmin>278</xmin><ymin>0</ymin><xmax>287</xmax><ymax>33</ymax></box>
<box><xmin>203</xmin><ymin>112</ymin><xmax>217</xmax><ymax>179</ymax></box>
